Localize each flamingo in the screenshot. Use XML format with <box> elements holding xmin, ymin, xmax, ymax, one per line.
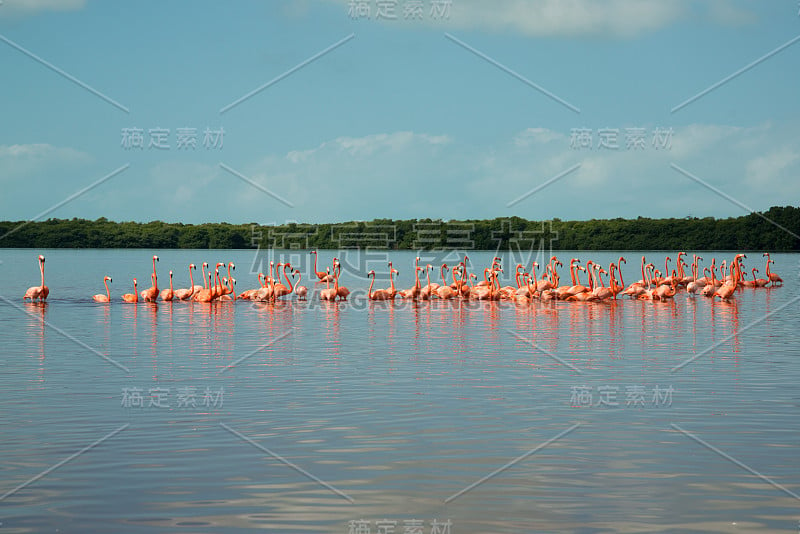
<box><xmin>273</xmin><ymin>263</ymin><xmax>295</xmax><ymax>298</ymax></box>
<box><xmin>752</xmin><ymin>268</ymin><xmax>769</xmax><ymax>288</ymax></box>
<box><xmin>701</xmin><ymin>261</ymin><xmax>717</xmax><ymax>297</ymax></box>
<box><xmin>533</xmin><ymin>261</ymin><xmax>554</xmax><ymax>292</ymax></box>
<box><xmin>334</xmin><ymin>260</ymin><xmax>351</xmax><ymax>300</ymax></box>
<box><xmin>654</xmin><ymin>270</ymin><xmax>679</xmax><ymax>300</ymax></box>
<box><xmin>436</xmin><ymin>264</ymin><xmax>457</xmax><ymax>299</ymax></box>
<box><xmin>713</xmin><ymin>263</ymin><xmax>738</xmax><ymax>301</ymax></box>
<box><xmin>194</xmin><ymin>273</ymin><xmax>216</xmax><ymax>302</ymax></box>
<box><xmin>310</xmin><ymin>250</ymin><xmax>328</xmax><ymax>281</ymax></box>
<box><xmin>192</xmin><ymin>262</ymin><xmax>208</xmax><ymax>294</ymax></box>
<box><xmin>140</xmin><ymin>255</ymin><xmax>159</xmax><ymax>302</ymax></box>
<box><xmin>763</xmin><ymin>253</ymin><xmax>783</xmax><ymax>286</ymax></box>
<box><xmin>387</xmin><ymin>266</ymin><xmax>400</xmax><ymax>298</ymax></box>
<box><xmin>686</xmin><ymin>260</ymin><xmax>706</xmax><ymax>295</ymax></box>
<box><xmin>219</xmin><ymin>276</ymin><xmax>237</xmax><ymax>301</ymax></box>
<box><xmin>294</xmin><ymin>269</ymin><xmax>308</xmax><ymax>300</ymax></box>
<box><xmin>174</xmin><ymin>264</ymin><xmax>197</xmax><ymax>300</ymax></box>
<box><xmin>160</xmin><ymin>270</ymin><xmax>175</xmax><ymax>301</ymax></box>
<box><xmin>367</xmin><ymin>270</ymin><xmax>392</xmax><ymax>300</ymax></box>
<box><xmin>217</xmin><ymin>263</ymin><xmax>235</xmax><ymax>299</ymax></box>
<box><xmin>23</xmin><ymin>255</ymin><xmax>49</xmax><ymax>301</ymax></box>
<box><xmin>256</xmin><ymin>275</ymin><xmax>275</xmax><ymax>301</ymax></box>
<box><xmin>240</xmin><ymin>273</ymin><xmax>267</xmax><ymax>300</ymax></box>
<box><xmin>93</xmin><ymin>276</ymin><xmax>112</xmax><ymax>302</ymax></box>
<box><xmin>591</xmin><ymin>267</ymin><xmax>614</xmax><ymax>300</ymax></box>
<box><xmin>320</xmin><ymin>267</ymin><xmax>338</xmax><ymax>301</ymax></box>
<box><xmin>420</xmin><ymin>265</ymin><xmax>434</xmax><ymax>300</ymax></box>
<box><xmin>399</xmin><ymin>265</ymin><xmax>422</xmax><ymax>299</ymax></box>
<box><xmin>122</xmin><ymin>278</ymin><xmax>139</xmax><ymax>303</ymax></box>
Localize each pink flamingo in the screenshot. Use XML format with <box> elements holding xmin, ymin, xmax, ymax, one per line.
<box><xmin>174</xmin><ymin>264</ymin><xmax>197</xmax><ymax>300</ymax></box>
<box><xmin>122</xmin><ymin>278</ymin><xmax>139</xmax><ymax>303</ymax></box>
<box><xmin>752</xmin><ymin>268</ymin><xmax>769</xmax><ymax>288</ymax></box>
<box><xmin>334</xmin><ymin>260</ymin><xmax>351</xmax><ymax>300</ymax></box>
<box><xmin>93</xmin><ymin>276</ymin><xmax>112</xmax><ymax>302</ymax></box>
<box><xmin>294</xmin><ymin>269</ymin><xmax>308</xmax><ymax>300</ymax></box>
<box><xmin>140</xmin><ymin>255</ymin><xmax>159</xmax><ymax>302</ymax></box>
<box><xmin>763</xmin><ymin>253</ymin><xmax>783</xmax><ymax>286</ymax></box>
<box><xmin>436</xmin><ymin>264</ymin><xmax>457</xmax><ymax>299</ymax></box>
<box><xmin>194</xmin><ymin>273</ymin><xmax>216</xmax><ymax>302</ymax></box>
<box><xmin>160</xmin><ymin>270</ymin><xmax>174</xmax><ymax>301</ymax></box>
<box><xmin>310</xmin><ymin>250</ymin><xmax>328</xmax><ymax>281</ymax></box>
<box><xmin>23</xmin><ymin>255</ymin><xmax>49</xmax><ymax>301</ymax></box>
<box><xmin>273</xmin><ymin>263</ymin><xmax>295</xmax><ymax>298</ymax></box>
<box><xmin>319</xmin><ymin>267</ymin><xmax>337</xmax><ymax>301</ymax></box>
<box><xmin>367</xmin><ymin>270</ymin><xmax>392</xmax><ymax>300</ymax></box>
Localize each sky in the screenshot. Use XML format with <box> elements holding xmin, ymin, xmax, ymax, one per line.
<box><xmin>0</xmin><ymin>0</ymin><xmax>798</xmax><ymax>225</ymax></box>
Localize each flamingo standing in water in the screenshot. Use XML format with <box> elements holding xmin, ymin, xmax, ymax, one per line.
<box><xmin>23</xmin><ymin>255</ymin><xmax>49</xmax><ymax>301</ymax></box>
<box><xmin>310</xmin><ymin>250</ymin><xmax>328</xmax><ymax>281</ymax></box>
<box><xmin>93</xmin><ymin>276</ymin><xmax>112</xmax><ymax>302</ymax></box>
<box><xmin>194</xmin><ymin>273</ymin><xmax>216</xmax><ymax>302</ymax></box>
<box><xmin>140</xmin><ymin>255</ymin><xmax>159</xmax><ymax>302</ymax></box>
<box><xmin>122</xmin><ymin>278</ymin><xmax>139</xmax><ymax>303</ymax></box>
<box><xmin>367</xmin><ymin>270</ymin><xmax>392</xmax><ymax>300</ymax></box>
<box><xmin>160</xmin><ymin>271</ymin><xmax>174</xmax><ymax>301</ymax></box>
<box><xmin>174</xmin><ymin>264</ymin><xmax>197</xmax><ymax>300</ymax></box>
<box><xmin>713</xmin><ymin>263</ymin><xmax>738</xmax><ymax>300</ymax></box>
<box><xmin>193</xmin><ymin>262</ymin><xmax>208</xmax><ymax>294</ymax></box>
<box><xmin>686</xmin><ymin>260</ymin><xmax>705</xmax><ymax>295</ymax></box>
<box><xmin>334</xmin><ymin>260</ymin><xmax>351</xmax><ymax>300</ymax></box>
<box><xmin>294</xmin><ymin>269</ymin><xmax>308</xmax><ymax>300</ymax></box>
<box><xmin>319</xmin><ymin>267</ymin><xmax>338</xmax><ymax>301</ymax></box>
<box><xmin>752</xmin><ymin>268</ymin><xmax>769</xmax><ymax>288</ymax></box>
<box><xmin>763</xmin><ymin>253</ymin><xmax>783</xmax><ymax>286</ymax></box>
<box><xmin>399</xmin><ymin>257</ymin><xmax>422</xmax><ymax>299</ymax></box>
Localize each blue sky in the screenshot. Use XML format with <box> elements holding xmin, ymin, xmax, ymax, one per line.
<box><xmin>0</xmin><ymin>0</ymin><xmax>798</xmax><ymax>224</ymax></box>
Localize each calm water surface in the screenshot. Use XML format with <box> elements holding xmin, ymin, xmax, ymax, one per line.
<box><xmin>1</xmin><ymin>249</ymin><xmax>799</xmax><ymax>533</ymax></box>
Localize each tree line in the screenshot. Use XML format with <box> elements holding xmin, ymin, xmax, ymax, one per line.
<box><xmin>0</xmin><ymin>206</ymin><xmax>798</xmax><ymax>251</ymax></box>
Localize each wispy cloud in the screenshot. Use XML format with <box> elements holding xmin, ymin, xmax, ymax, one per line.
<box><xmin>0</xmin><ymin>0</ymin><xmax>86</xmax><ymax>17</ymax></box>
<box><xmin>0</xmin><ymin>143</ymin><xmax>91</xmax><ymax>178</ymax></box>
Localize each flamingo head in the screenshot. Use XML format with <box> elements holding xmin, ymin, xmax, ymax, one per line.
<box><xmin>38</xmin><ymin>255</ymin><xmax>45</xmax><ymax>262</ymax></box>
<box><xmin>169</xmin><ymin>270</ymin><xmax>173</xmax><ymax>276</ymax></box>
<box><xmin>153</xmin><ymin>255</ymin><xmax>159</xmax><ymax>262</ymax></box>
<box><xmin>105</xmin><ymin>276</ymin><xmax>112</xmax><ymax>282</ymax></box>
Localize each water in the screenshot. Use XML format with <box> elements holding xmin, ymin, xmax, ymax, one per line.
<box><xmin>1</xmin><ymin>249</ymin><xmax>799</xmax><ymax>533</ymax></box>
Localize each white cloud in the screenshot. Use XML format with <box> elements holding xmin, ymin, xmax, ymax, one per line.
<box><xmin>704</xmin><ymin>0</ymin><xmax>755</xmax><ymax>26</ymax></box>
<box><xmin>0</xmin><ymin>143</ymin><xmax>91</xmax><ymax>178</ymax></box>
<box><xmin>0</xmin><ymin>0</ymin><xmax>86</xmax><ymax>17</ymax></box>
<box><xmin>446</xmin><ymin>0</ymin><xmax>685</xmax><ymax>38</ymax></box>
<box><xmin>746</xmin><ymin>147</ymin><xmax>799</xmax><ymax>187</ymax></box>
<box><xmin>514</xmin><ymin>127</ymin><xmax>565</xmax><ymax>147</ymax></box>
<box><xmin>327</xmin><ymin>0</ymin><xmax>689</xmax><ymax>38</ymax></box>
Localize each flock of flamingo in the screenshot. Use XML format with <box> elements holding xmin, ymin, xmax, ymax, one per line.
<box><xmin>21</xmin><ymin>251</ymin><xmax>784</xmax><ymax>304</ymax></box>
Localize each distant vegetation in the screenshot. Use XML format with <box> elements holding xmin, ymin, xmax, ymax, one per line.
<box><xmin>0</xmin><ymin>206</ymin><xmax>798</xmax><ymax>251</ymax></box>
